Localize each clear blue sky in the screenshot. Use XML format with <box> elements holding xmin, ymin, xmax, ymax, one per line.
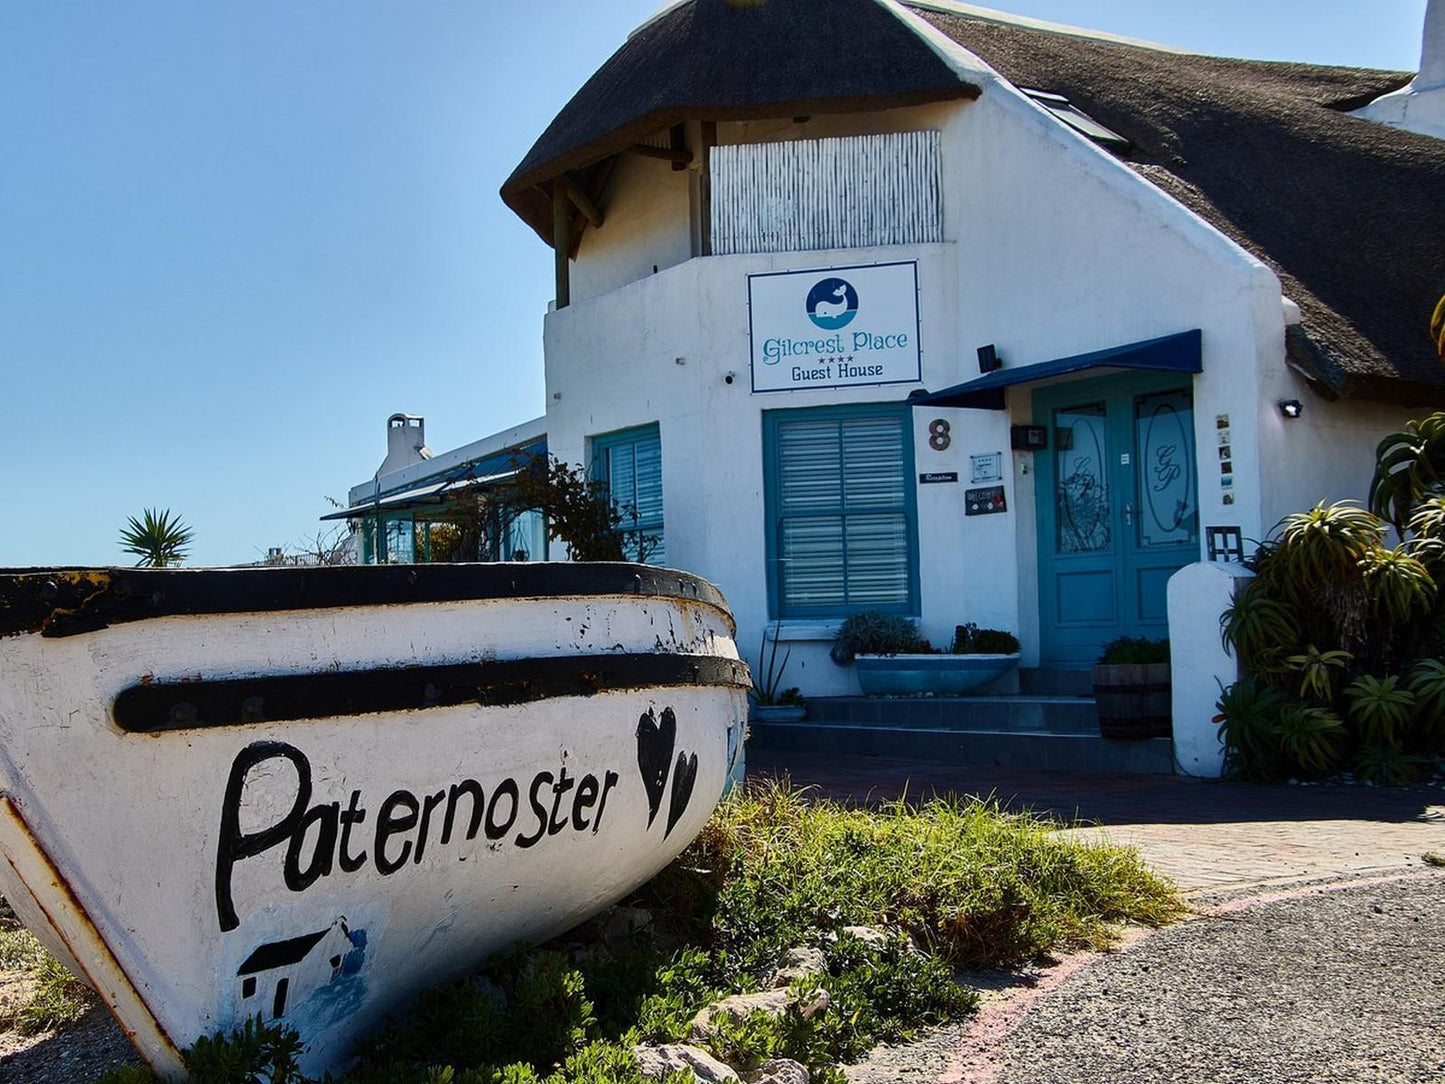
<box><xmin>0</xmin><ymin>1</ymin><xmax>1429</xmax><ymax>567</ymax></box>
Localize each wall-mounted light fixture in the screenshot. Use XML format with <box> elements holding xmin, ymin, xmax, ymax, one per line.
<box><xmin>977</xmin><ymin>344</ymin><xmax>1001</xmax><ymax>374</ymax></box>
<box><xmin>1278</xmin><ymin>399</ymin><xmax>1303</xmax><ymax>419</ymax></box>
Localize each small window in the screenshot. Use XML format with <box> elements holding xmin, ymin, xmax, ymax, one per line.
<box><xmin>592</xmin><ymin>424</ymin><xmax>665</xmax><ymax>565</ymax></box>
<box><xmin>1021</xmin><ymin>88</ymin><xmax>1130</xmax><ymax>151</ymax></box>
<box><xmin>763</xmin><ymin>403</ymin><xmax>919</xmax><ymax>618</ymax></box>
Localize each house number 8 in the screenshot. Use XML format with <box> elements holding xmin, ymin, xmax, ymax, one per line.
<box><xmin>928</xmin><ymin>419</ymin><xmax>951</xmax><ymax>451</ymax></box>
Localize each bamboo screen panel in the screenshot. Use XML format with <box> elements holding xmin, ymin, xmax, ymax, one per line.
<box><xmin>710</xmin><ymin>131</ymin><xmax>942</xmax><ymax>256</ymax></box>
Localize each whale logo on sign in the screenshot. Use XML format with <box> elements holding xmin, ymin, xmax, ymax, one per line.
<box><xmin>805</xmin><ymin>278</ymin><xmax>859</xmax><ymax>330</ymax></box>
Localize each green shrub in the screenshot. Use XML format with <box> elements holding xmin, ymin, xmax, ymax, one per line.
<box><xmin>830</xmin><ymin>611</ymin><xmax>927</xmax><ymax>664</ymax></box>
<box><xmin>951</xmin><ymin>624</ymin><xmax>1020</xmax><ymax>655</ymax></box>
<box><xmin>1097</xmin><ymin>636</ymin><xmax>1169</xmax><ymax>665</ymax></box>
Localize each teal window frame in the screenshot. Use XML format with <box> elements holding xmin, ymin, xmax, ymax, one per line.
<box><xmin>762</xmin><ymin>402</ymin><xmax>920</xmax><ymax>619</ymax></box>
<box><xmin>591</xmin><ymin>423</ymin><xmax>665</xmax><ymax>565</ymax></box>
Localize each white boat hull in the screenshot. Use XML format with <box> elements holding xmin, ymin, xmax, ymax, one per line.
<box><xmin>0</xmin><ymin>564</ymin><xmax>748</xmax><ymax>1077</ymax></box>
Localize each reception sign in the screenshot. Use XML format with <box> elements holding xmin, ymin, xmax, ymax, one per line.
<box><xmin>748</xmin><ymin>261</ymin><xmax>921</xmax><ymax>393</ymax></box>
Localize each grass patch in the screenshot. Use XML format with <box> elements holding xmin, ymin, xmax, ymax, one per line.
<box><xmin>1424</xmin><ymin>851</ymin><xmax>1445</xmax><ymax>868</ymax></box>
<box><xmin>92</xmin><ymin>781</ymin><xmax>1179</xmax><ymax>1084</ymax></box>
<box><xmin>0</xmin><ymin>902</ymin><xmax>92</xmax><ymax>1035</ymax></box>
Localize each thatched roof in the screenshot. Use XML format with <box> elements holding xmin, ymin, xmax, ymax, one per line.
<box><xmin>913</xmin><ymin>6</ymin><xmax>1445</xmax><ymax>406</ymax></box>
<box><xmin>501</xmin><ymin>0</ymin><xmax>978</xmax><ymax>246</ymax></box>
<box><xmin>503</xmin><ymin>0</ymin><xmax>1445</xmax><ymax>406</ymax></box>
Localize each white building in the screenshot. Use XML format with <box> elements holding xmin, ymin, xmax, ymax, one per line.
<box><xmin>340</xmin><ymin>0</ymin><xmax>1445</xmax><ymax>774</ymax></box>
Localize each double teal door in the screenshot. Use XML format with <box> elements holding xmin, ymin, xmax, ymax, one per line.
<box><xmin>1034</xmin><ymin>373</ymin><xmax>1200</xmax><ymax>668</ymax></box>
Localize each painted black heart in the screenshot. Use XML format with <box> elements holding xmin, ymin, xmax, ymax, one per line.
<box><xmin>636</xmin><ymin>706</ymin><xmax>677</xmax><ymax>828</ymax></box>
<box><xmin>665</xmin><ymin>750</ymin><xmax>698</xmax><ymax>838</ymax></box>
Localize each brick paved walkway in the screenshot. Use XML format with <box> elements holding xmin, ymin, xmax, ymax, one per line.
<box><xmin>746</xmin><ymin>750</ymin><xmax>1445</xmax><ymax>895</ymax></box>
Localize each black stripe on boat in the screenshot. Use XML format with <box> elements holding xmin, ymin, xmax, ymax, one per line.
<box><xmin>0</xmin><ymin>564</ymin><xmax>730</xmax><ymax>639</ymax></box>
<box><xmin>112</xmin><ymin>653</ymin><xmax>750</xmax><ymax>733</ymax></box>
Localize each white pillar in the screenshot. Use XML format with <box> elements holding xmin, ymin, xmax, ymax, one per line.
<box><xmin>1167</xmin><ymin>562</ymin><xmax>1253</xmax><ymax>778</ymax></box>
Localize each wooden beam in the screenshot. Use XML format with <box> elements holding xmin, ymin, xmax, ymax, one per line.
<box><xmin>627</xmin><ymin>143</ymin><xmax>693</xmax><ymax>165</ymax></box>
<box><xmin>551</xmin><ymin>182</ymin><xmax>570</xmax><ymax>309</ymax></box>
<box><xmin>699</xmin><ymin>121</ymin><xmax>716</xmax><ymax>257</ymax></box>
<box><xmin>563</xmin><ymin>174</ymin><xmax>604</xmax><ymax>230</ymax></box>
<box><xmin>669</xmin><ymin>123</ymin><xmax>688</xmax><ymax>172</ymax></box>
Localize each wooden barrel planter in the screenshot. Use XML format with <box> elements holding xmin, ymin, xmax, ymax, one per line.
<box><xmin>1092</xmin><ymin>662</ymin><xmax>1172</xmax><ymax>739</ymax></box>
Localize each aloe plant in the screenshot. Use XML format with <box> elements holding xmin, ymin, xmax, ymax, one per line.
<box><xmin>1273</xmin><ymin>704</ymin><xmax>1344</xmax><ymax>776</ymax></box>
<box><xmin>1214</xmin><ymin>680</ymin><xmax>1290</xmax><ymax>781</ymax></box>
<box><xmin>1220</xmin><ymin>584</ymin><xmax>1299</xmax><ymax>675</ymax></box>
<box><xmin>1272</xmin><ymin>502</ymin><xmax>1383</xmax><ymax>587</ymax></box>
<box><xmin>1354</xmin><ymin>742</ymin><xmax>1428</xmax><ymax>786</ymax></box>
<box><xmin>1344</xmin><ymin>674</ymin><xmax>1417</xmax><ymax>746</ymax></box>
<box><xmin>1284</xmin><ymin>644</ymin><xmax>1352</xmax><ymax>703</ymax></box>
<box><xmin>1407</xmin><ymin>658</ymin><xmax>1445</xmax><ymax>739</ymax></box>
<box><xmin>1358</xmin><ymin>545</ymin><xmax>1437</xmax><ymax>622</ymax></box>
<box><xmin>1370</xmin><ymin>415</ymin><xmax>1445</xmax><ymax>532</ymax></box>
<box><xmin>1433</xmin><ymin>292</ymin><xmax>1445</xmax><ymax>361</ymax></box>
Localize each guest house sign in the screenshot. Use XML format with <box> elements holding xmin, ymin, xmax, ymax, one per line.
<box><xmin>748</xmin><ymin>261</ymin><xmax>922</xmax><ymax>393</ymax></box>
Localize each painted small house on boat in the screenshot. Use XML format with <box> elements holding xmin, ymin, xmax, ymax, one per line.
<box><xmin>340</xmin><ymin>0</ymin><xmax>1445</xmax><ymax>775</ymax></box>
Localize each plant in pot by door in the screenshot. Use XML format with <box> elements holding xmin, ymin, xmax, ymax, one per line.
<box><xmin>833</xmin><ymin>611</ymin><xmax>1021</xmax><ymax>695</ymax></box>
<box><xmin>751</xmin><ymin>623</ymin><xmax>807</xmax><ymax>722</ymax></box>
<box><xmin>1093</xmin><ymin>636</ymin><xmax>1172</xmax><ymax>739</ymax></box>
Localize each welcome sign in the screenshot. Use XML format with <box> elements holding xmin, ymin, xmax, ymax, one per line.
<box><xmin>748</xmin><ymin>261</ymin><xmax>921</xmax><ymax>393</ymax></box>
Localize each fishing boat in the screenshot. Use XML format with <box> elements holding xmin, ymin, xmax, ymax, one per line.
<box><xmin>0</xmin><ymin>563</ymin><xmax>748</xmax><ymax>1077</ymax></box>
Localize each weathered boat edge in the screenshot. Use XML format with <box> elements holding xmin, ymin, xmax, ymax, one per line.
<box><xmin>0</xmin><ymin>563</ymin><xmax>733</xmax><ymax>640</ymax></box>
<box><xmin>0</xmin><ymin>795</ymin><xmax>186</xmax><ymax>1077</ymax></box>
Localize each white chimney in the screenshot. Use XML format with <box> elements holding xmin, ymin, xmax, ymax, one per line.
<box><xmin>377</xmin><ymin>413</ymin><xmax>432</xmax><ymax>476</ymax></box>
<box><xmin>1421</xmin><ymin>0</ymin><xmax>1445</xmax><ymax>90</ymax></box>
<box><xmin>1353</xmin><ymin>0</ymin><xmax>1445</xmax><ymax>140</ymax></box>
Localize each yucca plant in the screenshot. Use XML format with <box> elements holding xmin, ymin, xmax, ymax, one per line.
<box><xmin>1370</xmin><ymin>414</ymin><xmax>1445</xmax><ymax>532</ymax></box>
<box><xmin>1344</xmin><ymin>674</ymin><xmax>1416</xmax><ymax>747</ymax></box>
<box><xmin>1213</xmin><ymin>680</ymin><xmax>1290</xmax><ymax>781</ymax></box>
<box><xmin>118</xmin><ymin>507</ymin><xmax>194</xmax><ymax>568</ymax></box>
<box><xmin>1274</xmin><ymin>704</ymin><xmax>1345</xmax><ymax>776</ymax></box>
<box><xmin>1272</xmin><ymin>502</ymin><xmax>1383</xmax><ymax>588</ymax></box>
<box><xmin>1284</xmin><ymin>644</ymin><xmax>1352</xmax><ymax>703</ymax></box>
<box><xmin>1358</xmin><ymin>545</ymin><xmax>1437</xmax><ymax>623</ymax></box>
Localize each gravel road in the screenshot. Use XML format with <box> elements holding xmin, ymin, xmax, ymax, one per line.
<box><xmin>975</xmin><ymin>873</ymin><xmax>1445</xmax><ymax>1084</ymax></box>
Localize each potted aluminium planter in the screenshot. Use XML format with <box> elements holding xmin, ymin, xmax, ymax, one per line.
<box><xmin>854</xmin><ymin>652</ymin><xmax>1020</xmax><ymax>696</ymax></box>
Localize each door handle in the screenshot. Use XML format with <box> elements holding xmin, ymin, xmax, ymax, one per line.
<box><xmin>1122</xmin><ymin>502</ymin><xmax>1134</xmax><ymax>527</ymax></box>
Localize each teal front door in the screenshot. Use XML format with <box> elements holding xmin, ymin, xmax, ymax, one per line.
<box><xmin>1034</xmin><ymin>373</ymin><xmax>1200</xmax><ymax>667</ymax></box>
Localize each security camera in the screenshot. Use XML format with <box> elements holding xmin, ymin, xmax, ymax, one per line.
<box><xmin>724</xmin><ymin>371</ymin><xmax>736</xmax><ymax>385</ymax></box>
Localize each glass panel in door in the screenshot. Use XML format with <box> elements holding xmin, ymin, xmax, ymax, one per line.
<box><xmin>1054</xmin><ymin>404</ymin><xmax>1111</xmax><ymax>555</ymax></box>
<box><xmin>1133</xmin><ymin>390</ymin><xmax>1198</xmax><ymax>549</ymax></box>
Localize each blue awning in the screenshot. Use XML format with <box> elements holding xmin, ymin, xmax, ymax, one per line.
<box><xmin>912</xmin><ymin>329</ymin><xmax>1202</xmax><ymax>410</ymax></box>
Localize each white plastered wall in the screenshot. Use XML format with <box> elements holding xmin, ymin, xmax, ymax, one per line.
<box><xmin>1255</xmin><ymin>345</ymin><xmax>1422</xmax><ymax>533</ymax></box>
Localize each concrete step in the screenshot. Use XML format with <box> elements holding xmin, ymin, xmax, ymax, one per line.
<box><xmin>1018</xmin><ymin>667</ymin><xmax>1095</xmax><ymax>697</ymax></box>
<box><xmin>749</xmin><ymin>720</ymin><xmax>1175</xmax><ymax>776</ymax></box>
<box><xmin>802</xmin><ymin>695</ymin><xmax>1099</xmax><ymax>734</ymax></box>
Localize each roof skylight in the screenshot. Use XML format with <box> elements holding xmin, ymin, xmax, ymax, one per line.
<box><xmin>1021</xmin><ymin>88</ymin><xmax>1130</xmax><ymax>150</ymax></box>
